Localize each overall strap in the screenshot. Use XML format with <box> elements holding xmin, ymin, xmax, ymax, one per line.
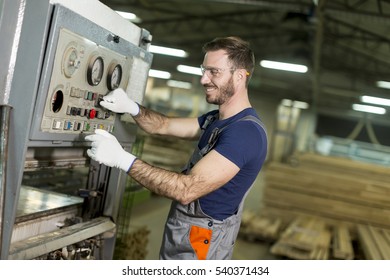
<box><xmin>201</xmin><ymin>112</ymin><xmax>219</xmax><ymax>130</ymax></box>
<box><xmin>199</xmin><ymin>115</ymin><xmax>266</xmax><ymax>157</ymax></box>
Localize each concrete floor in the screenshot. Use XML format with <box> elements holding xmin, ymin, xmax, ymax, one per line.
<box><xmin>128</xmin><ymin>171</ymin><xmax>281</xmax><ymax>260</ymax></box>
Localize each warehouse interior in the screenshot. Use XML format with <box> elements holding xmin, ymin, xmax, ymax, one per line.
<box><xmin>1</xmin><ymin>0</ymin><xmax>390</xmax><ymax>260</ymax></box>
<box><xmin>101</xmin><ymin>0</ymin><xmax>390</xmax><ymax>260</ymax></box>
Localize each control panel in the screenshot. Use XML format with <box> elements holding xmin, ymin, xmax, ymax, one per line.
<box><xmin>40</xmin><ymin>28</ymin><xmax>131</xmax><ymax>134</ymax></box>
<box><xmin>29</xmin><ymin>4</ymin><xmax>152</xmax><ymax>144</ymax></box>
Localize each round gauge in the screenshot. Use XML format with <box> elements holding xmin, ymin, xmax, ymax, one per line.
<box><xmin>87</xmin><ymin>55</ymin><xmax>104</xmax><ymax>86</ymax></box>
<box><xmin>107</xmin><ymin>63</ymin><xmax>122</xmax><ymax>90</ymax></box>
<box><xmin>62</xmin><ymin>46</ymin><xmax>79</xmax><ymax>78</ymax></box>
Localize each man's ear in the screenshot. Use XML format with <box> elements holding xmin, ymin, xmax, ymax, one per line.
<box><xmin>237</xmin><ymin>69</ymin><xmax>246</xmax><ymax>81</ymax></box>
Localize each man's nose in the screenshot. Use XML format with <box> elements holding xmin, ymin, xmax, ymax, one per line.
<box><xmin>200</xmin><ymin>72</ymin><xmax>210</xmax><ymax>84</ymax></box>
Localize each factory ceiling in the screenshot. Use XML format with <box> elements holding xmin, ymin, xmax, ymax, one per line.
<box><xmin>100</xmin><ymin>0</ymin><xmax>390</xmax><ymax>123</ymax></box>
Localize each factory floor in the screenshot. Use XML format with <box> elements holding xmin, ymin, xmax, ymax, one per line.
<box><xmin>128</xmin><ymin>170</ymin><xmax>281</xmax><ymax>260</ymax></box>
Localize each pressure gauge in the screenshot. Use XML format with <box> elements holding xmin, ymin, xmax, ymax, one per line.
<box><xmin>107</xmin><ymin>63</ymin><xmax>122</xmax><ymax>90</ymax></box>
<box><xmin>62</xmin><ymin>46</ymin><xmax>79</xmax><ymax>78</ymax></box>
<box><xmin>87</xmin><ymin>55</ymin><xmax>104</xmax><ymax>86</ymax></box>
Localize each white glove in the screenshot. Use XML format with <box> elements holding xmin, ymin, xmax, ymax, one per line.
<box><xmin>85</xmin><ymin>129</ymin><xmax>136</xmax><ymax>173</ymax></box>
<box><xmin>100</xmin><ymin>88</ymin><xmax>140</xmax><ymax>116</ymax></box>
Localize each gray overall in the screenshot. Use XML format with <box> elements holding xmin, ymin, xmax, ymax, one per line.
<box><xmin>159</xmin><ymin>114</ymin><xmax>266</xmax><ymax>260</ymax></box>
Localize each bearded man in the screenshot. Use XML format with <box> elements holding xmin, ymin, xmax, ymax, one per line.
<box><xmin>86</xmin><ymin>36</ymin><xmax>268</xmax><ymax>260</ymax></box>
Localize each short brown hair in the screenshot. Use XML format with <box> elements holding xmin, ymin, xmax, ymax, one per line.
<box><xmin>202</xmin><ymin>36</ymin><xmax>255</xmax><ymax>87</ymax></box>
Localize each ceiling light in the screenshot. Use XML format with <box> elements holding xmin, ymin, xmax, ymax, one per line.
<box><xmin>281</xmin><ymin>99</ymin><xmax>309</xmax><ymax>109</ymax></box>
<box><xmin>149</xmin><ymin>69</ymin><xmax>171</xmax><ymax>79</ymax></box>
<box><xmin>167</xmin><ymin>80</ymin><xmax>192</xmax><ymax>89</ymax></box>
<box><xmin>260</xmin><ymin>60</ymin><xmax>308</xmax><ymax>73</ymax></box>
<box><xmin>149</xmin><ymin>45</ymin><xmax>188</xmax><ymax>58</ymax></box>
<box><xmin>177</xmin><ymin>65</ymin><xmax>202</xmax><ymax>76</ymax></box>
<box><xmin>293</xmin><ymin>100</ymin><xmax>309</xmax><ymax>109</ymax></box>
<box><xmin>281</xmin><ymin>99</ymin><xmax>293</xmax><ymax>106</ymax></box>
<box><xmin>376</xmin><ymin>80</ymin><xmax>390</xmax><ymax>89</ymax></box>
<box><xmin>352</xmin><ymin>104</ymin><xmax>386</xmax><ymax>115</ymax></box>
<box><xmin>115</xmin><ymin>11</ymin><xmax>141</xmax><ymax>23</ymax></box>
<box><xmin>361</xmin><ymin>95</ymin><xmax>390</xmax><ymax>107</ymax></box>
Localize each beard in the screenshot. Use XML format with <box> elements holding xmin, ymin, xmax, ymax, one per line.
<box><xmin>205</xmin><ymin>76</ymin><xmax>235</xmax><ymax>105</ymax></box>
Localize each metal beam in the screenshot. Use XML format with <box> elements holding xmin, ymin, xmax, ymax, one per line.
<box><xmin>0</xmin><ymin>105</ymin><xmax>11</xmax><ymax>259</ymax></box>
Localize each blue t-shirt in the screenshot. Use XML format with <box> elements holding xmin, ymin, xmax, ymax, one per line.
<box><xmin>197</xmin><ymin>108</ymin><xmax>267</xmax><ymax>220</ymax></box>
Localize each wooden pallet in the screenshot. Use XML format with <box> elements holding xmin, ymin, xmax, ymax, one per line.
<box><xmin>239</xmin><ymin>210</ymin><xmax>282</xmax><ymax>241</ymax></box>
<box><xmin>270</xmin><ymin>217</ymin><xmax>331</xmax><ymax>260</ymax></box>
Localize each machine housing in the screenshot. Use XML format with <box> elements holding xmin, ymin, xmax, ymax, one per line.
<box><xmin>0</xmin><ymin>0</ymin><xmax>152</xmax><ymax>259</ymax></box>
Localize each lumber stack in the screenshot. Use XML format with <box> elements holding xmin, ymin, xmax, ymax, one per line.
<box><xmin>262</xmin><ymin>154</ymin><xmax>390</xmax><ymax>230</ymax></box>
<box><xmin>357</xmin><ymin>225</ymin><xmax>390</xmax><ymax>260</ymax></box>
<box><xmin>270</xmin><ymin>217</ymin><xmax>331</xmax><ymax>260</ymax></box>
<box><xmin>114</xmin><ymin>226</ymin><xmax>150</xmax><ymax>260</ymax></box>
<box><xmin>239</xmin><ymin>212</ymin><xmax>356</xmax><ymax>259</ymax></box>
<box><xmin>291</xmin><ymin>153</ymin><xmax>390</xmax><ymax>182</ymax></box>
<box><xmin>259</xmin><ymin>152</ymin><xmax>390</xmax><ymax>259</ymax></box>
<box><xmin>240</xmin><ymin>210</ymin><xmax>282</xmax><ymax>241</ymax></box>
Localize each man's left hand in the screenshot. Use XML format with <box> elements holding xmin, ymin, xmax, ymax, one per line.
<box><xmin>85</xmin><ymin>129</ymin><xmax>136</xmax><ymax>173</ymax></box>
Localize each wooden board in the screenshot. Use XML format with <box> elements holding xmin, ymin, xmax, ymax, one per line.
<box><xmin>333</xmin><ymin>224</ymin><xmax>354</xmax><ymax>260</ymax></box>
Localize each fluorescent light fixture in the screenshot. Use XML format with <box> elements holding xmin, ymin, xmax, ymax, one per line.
<box><xmin>150</xmin><ymin>45</ymin><xmax>188</xmax><ymax>58</ymax></box>
<box><xmin>293</xmin><ymin>100</ymin><xmax>309</xmax><ymax>109</ymax></box>
<box><xmin>361</xmin><ymin>95</ymin><xmax>390</xmax><ymax>107</ymax></box>
<box><xmin>149</xmin><ymin>69</ymin><xmax>171</xmax><ymax>79</ymax></box>
<box><xmin>177</xmin><ymin>65</ymin><xmax>202</xmax><ymax>76</ymax></box>
<box><xmin>352</xmin><ymin>104</ymin><xmax>386</xmax><ymax>115</ymax></box>
<box><xmin>260</xmin><ymin>60</ymin><xmax>308</xmax><ymax>73</ymax></box>
<box><xmin>281</xmin><ymin>99</ymin><xmax>293</xmax><ymax>106</ymax></box>
<box><xmin>281</xmin><ymin>99</ymin><xmax>309</xmax><ymax>109</ymax></box>
<box><xmin>167</xmin><ymin>80</ymin><xmax>192</xmax><ymax>89</ymax></box>
<box><xmin>376</xmin><ymin>80</ymin><xmax>390</xmax><ymax>89</ymax></box>
<box><xmin>115</xmin><ymin>11</ymin><xmax>141</xmax><ymax>23</ymax></box>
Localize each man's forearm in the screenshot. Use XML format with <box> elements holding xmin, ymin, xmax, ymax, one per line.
<box><xmin>128</xmin><ymin>158</ymin><xmax>206</xmax><ymax>205</ymax></box>
<box><xmin>133</xmin><ymin>105</ymin><xmax>169</xmax><ymax>135</ymax></box>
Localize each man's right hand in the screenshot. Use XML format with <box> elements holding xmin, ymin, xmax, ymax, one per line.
<box><xmin>100</xmin><ymin>88</ymin><xmax>140</xmax><ymax>116</ymax></box>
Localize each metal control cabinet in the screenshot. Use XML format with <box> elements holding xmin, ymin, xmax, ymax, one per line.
<box><xmin>0</xmin><ymin>0</ymin><xmax>152</xmax><ymax>259</ymax></box>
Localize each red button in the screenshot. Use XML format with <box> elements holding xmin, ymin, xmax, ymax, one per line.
<box><xmin>89</xmin><ymin>109</ymin><xmax>96</xmax><ymax>119</ymax></box>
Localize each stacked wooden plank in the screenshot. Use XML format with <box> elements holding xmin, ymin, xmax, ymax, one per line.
<box><xmin>239</xmin><ymin>210</ymin><xmax>282</xmax><ymax>241</ymax></box>
<box><xmin>357</xmin><ymin>225</ymin><xmax>390</xmax><ymax>260</ymax></box>
<box><xmin>291</xmin><ymin>153</ymin><xmax>390</xmax><ymax>182</ymax></box>
<box><xmin>270</xmin><ymin>217</ymin><xmax>331</xmax><ymax>260</ymax></box>
<box><xmin>332</xmin><ymin>224</ymin><xmax>355</xmax><ymax>260</ymax></box>
<box><xmin>262</xmin><ymin>154</ymin><xmax>390</xmax><ymax>230</ymax></box>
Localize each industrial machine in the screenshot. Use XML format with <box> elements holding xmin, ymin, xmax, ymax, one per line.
<box><xmin>0</xmin><ymin>0</ymin><xmax>152</xmax><ymax>259</ymax></box>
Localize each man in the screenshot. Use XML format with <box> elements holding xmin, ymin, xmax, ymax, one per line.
<box><xmin>85</xmin><ymin>36</ymin><xmax>268</xmax><ymax>260</ymax></box>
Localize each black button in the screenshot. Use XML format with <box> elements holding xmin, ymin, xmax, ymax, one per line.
<box><xmin>204</xmin><ymin>239</ymin><xmax>209</xmax><ymax>244</ymax></box>
<box><xmin>208</xmin><ymin>221</ymin><xmax>213</xmax><ymax>227</ymax></box>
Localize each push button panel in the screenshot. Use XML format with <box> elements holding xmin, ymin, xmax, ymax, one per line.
<box><xmin>40</xmin><ymin>28</ymin><xmax>132</xmax><ymax>134</ymax></box>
